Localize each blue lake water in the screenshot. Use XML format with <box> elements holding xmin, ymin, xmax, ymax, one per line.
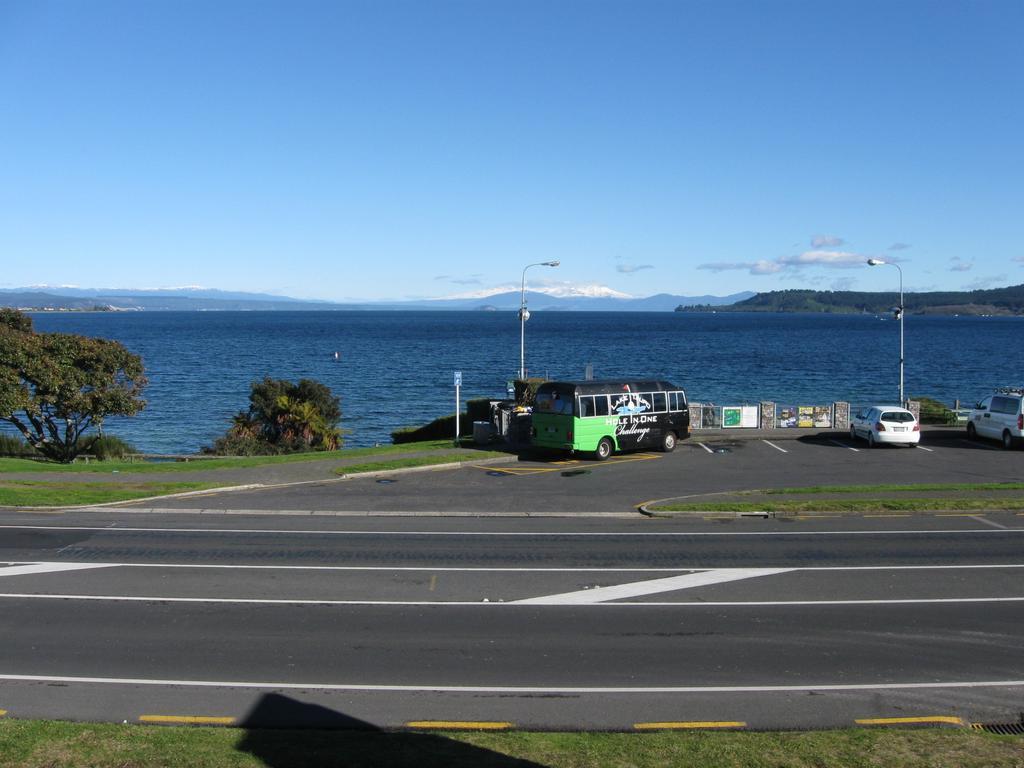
<box><xmin>13</xmin><ymin>310</ymin><xmax>1024</xmax><ymax>453</ymax></box>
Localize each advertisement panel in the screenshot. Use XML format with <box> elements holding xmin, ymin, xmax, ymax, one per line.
<box><xmin>723</xmin><ymin>406</ymin><xmax>760</xmax><ymax>428</ymax></box>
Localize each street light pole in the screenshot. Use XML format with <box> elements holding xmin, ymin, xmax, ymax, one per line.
<box><xmin>867</xmin><ymin>258</ymin><xmax>904</xmax><ymax>405</ymax></box>
<box><xmin>519</xmin><ymin>260</ymin><xmax>560</xmax><ymax>381</ymax></box>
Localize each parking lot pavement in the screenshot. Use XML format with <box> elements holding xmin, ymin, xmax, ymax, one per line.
<box><xmin>102</xmin><ymin>425</ymin><xmax>1024</xmax><ymax>517</ymax></box>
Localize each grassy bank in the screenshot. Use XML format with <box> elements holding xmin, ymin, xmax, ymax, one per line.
<box><xmin>0</xmin><ymin>440</ymin><xmax>486</xmax><ymax>475</ymax></box>
<box><xmin>0</xmin><ymin>720</ymin><xmax>1021</xmax><ymax>768</ymax></box>
<box><xmin>0</xmin><ymin>481</ymin><xmax>218</xmax><ymax>507</ymax></box>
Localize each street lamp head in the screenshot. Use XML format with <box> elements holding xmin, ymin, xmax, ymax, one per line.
<box><xmin>543</xmin><ymin>261</ymin><xmax>560</xmax><ymax>267</ymax></box>
<box><xmin>867</xmin><ymin>258</ymin><xmax>885</xmax><ymax>266</ymax></box>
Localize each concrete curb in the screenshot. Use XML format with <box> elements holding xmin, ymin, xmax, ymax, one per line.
<box><xmin>79</xmin><ymin>508</ymin><xmax>638</xmax><ymax>518</ymax></box>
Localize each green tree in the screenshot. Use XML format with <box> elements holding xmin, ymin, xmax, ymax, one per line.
<box><xmin>0</xmin><ymin>310</ymin><xmax>147</xmax><ymax>462</ymax></box>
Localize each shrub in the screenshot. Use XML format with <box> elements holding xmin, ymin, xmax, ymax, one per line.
<box><xmin>206</xmin><ymin>378</ymin><xmax>343</xmax><ymax>455</ymax></box>
<box><xmin>391</xmin><ymin>399</ymin><xmax>493</xmax><ymax>444</ymax></box>
<box><xmin>913</xmin><ymin>396</ymin><xmax>958</xmax><ymax>425</ymax></box>
<box><xmin>82</xmin><ymin>434</ymin><xmax>137</xmax><ymax>461</ymax></box>
<box><xmin>0</xmin><ymin>434</ymin><xmax>38</xmax><ymax>457</ymax></box>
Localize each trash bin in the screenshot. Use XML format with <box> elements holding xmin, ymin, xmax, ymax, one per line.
<box><xmin>473</xmin><ymin>421</ymin><xmax>493</xmax><ymax>445</ymax></box>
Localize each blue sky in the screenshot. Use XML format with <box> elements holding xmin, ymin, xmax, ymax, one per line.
<box><xmin>2</xmin><ymin>0</ymin><xmax>1022</xmax><ymax>301</ymax></box>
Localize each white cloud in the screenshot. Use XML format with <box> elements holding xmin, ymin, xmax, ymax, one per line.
<box><xmin>811</xmin><ymin>235</ymin><xmax>844</xmax><ymax>248</ymax></box>
<box><xmin>1013</xmin><ymin>256</ymin><xmax>1024</xmax><ymax>265</ymax></box>
<box><xmin>888</xmin><ymin>242</ymin><xmax>912</xmax><ymax>251</ymax></box>
<box><xmin>949</xmin><ymin>257</ymin><xmax>973</xmax><ymax>272</ymax></box>
<box><xmin>778</xmin><ymin>250</ymin><xmax>866</xmax><ymax>268</ymax></box>
<box><xmin>616</xmin><ymin>264</ymin><xmax>654</xmax><ymax>274</ymax></box>
<box><xmin>697</xmin><ymin>260</ymin><xmax>784</xmax><ymax>275</ymax></box>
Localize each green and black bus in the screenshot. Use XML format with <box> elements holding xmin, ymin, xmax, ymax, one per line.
<box><xmin>530</xmin><ymin>380</ymin><xmax>690</xmax><ymax>460</ymax></box>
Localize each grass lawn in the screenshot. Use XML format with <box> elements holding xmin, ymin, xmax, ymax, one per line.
<box><xmin>650</xmin><ymin>498</ymin><xmax>1024</xmax><ymax>514</ymax></box>
<box><xmin>0</xmin><ymin>720</ymin><xmax>1021</xmax><ymax>768</ymax></box>
<box><xmin>0</xmin><ymin>440</ymin><xmax>500</xmax><ymax>475</ymax></box>
<box><xmin>0</xmin><ymin>481</ymin><xmax>218</xmax><ymax>507</ymax></box>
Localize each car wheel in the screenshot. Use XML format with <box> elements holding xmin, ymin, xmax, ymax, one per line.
<box><xmin>661</xmin><ymin>431</ymin><xmax>676</xmax><ymax>453</ymax></box>
<box><xmin>867</xmin><ymin>432</ymin><xmax>875</xmax><ymax>448</ymax></box>
<box><xmin>849</xmin><ymin>425</ymin><xmax>857</xmax><ymax>441</ymax></box>
<box><xmin>1002</xmin><ymin>430</ymin><xmax>1015</xmax><ymax>450</ymax></box>
<box><xmin>594</xmin><ymin>437</ymin><xmax>613</xmax><ymax>461</ymax></box>
<box><xmin>967</xmin><ymin>422</ymin><xmax>977</xmax><ymax>441</ymax></box>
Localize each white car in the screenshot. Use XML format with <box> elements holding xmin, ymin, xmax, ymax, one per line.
<box><xmin>967</xmin><ymin>388</ymin><xmax>1024</xmax><ymax>449</ymax></box>
<box><xmin>849</xmin><ymin>406</ymin><xmax>920</xmax><ymax>447</ymax></box>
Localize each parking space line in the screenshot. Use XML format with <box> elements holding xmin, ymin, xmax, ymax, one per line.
<box><xmin>828</xmin><ymin>439</ymin><xmax>859</xmax><ymax>452</ymax></box>
<box><xmin>762</xmin><ymin>440</ymin><xmax>788</xmax><ymax>453</ymax></box>
<box><xmin>697</xmin><ymin>442</ymin><xmax>714</xmax><ymax>454</ymax></box>
<box><xmin>960</xmin><ymin>439</ymin><xmax>999</xmax><ymax>450</ymax></box>
<box><xmin>971</xmin><ymin>516</ymin><xmax>1010</xmax><ymax>530</ymax></box>
<box><xmin>855</xmin><ymin>716</ymin><xmax>965</xmax><ymax>727</ymax></box>
<box><xmin>915</xmin><ymin>445</ymin><xmax>935</xmax><ymax>452</ymax></box>
<box><xmin>635</xmin><ymin>721</ymin><xmax>746</xmax><ymax>730</ymax></box>
<box><xmin>407</xmin><ymin>721</ymin><xmax>512</xmax><ymax>730</ymax></box>
<box><xmin>139</xmin><ymin>714</ymin><xmax>235</xmax><ymax>725</ymax></box>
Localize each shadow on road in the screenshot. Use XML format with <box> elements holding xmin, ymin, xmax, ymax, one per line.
<box><xmin>236</xmin><ymin>693</ymin><xmax>546</xmax><ymax>768</ymax></box>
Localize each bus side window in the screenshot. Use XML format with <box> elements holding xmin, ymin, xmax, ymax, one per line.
<box><xmin>652</xmin><ymin>392</ymin><xmax>667</xmax><ymax>412</ymax></box>
<box><xmin>669</xmin><ymin>392</ymin><xmax>678</xmax><ymax>411</ymax></box>
<box><xmin>594</xmin><ymin>395</ymin><xmax>609</xmax><ymax>416</ymax></box>
<box><xmin>579</xmin><ymin>396</ymin><xmax>594</xmax><ymax>417</ymax></box>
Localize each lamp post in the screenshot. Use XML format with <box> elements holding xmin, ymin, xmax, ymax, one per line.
<box><xmin>867</xmin><ymin>258</ymin><xmax>904</xmax><ymax>405</ymax></box>
<box><xmin>519</xmin><ymin>260</ymin><xmax>560</xmax><ymax>380</ymax></box>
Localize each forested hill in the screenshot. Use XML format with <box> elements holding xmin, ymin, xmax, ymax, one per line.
<box><xmin>677</xmin><ymin>285</ymin><xmax>1024</xmax><ymax>315</ymax></box>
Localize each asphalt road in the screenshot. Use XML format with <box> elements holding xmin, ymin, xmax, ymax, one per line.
<box><xmin>1</xmin><ymin>509</ymin><xmax>1023</xmax><ymax>730</ymax></box>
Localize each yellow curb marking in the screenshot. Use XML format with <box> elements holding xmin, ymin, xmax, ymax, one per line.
<box><xmin>139</xmin><ymin>715</ymin><xmax>236</xmax><ymax>725</ymax></box>
<box><xmin>635</xmin><ymin>721</ymin><xmax>746</xmax><ymax>730</ymax></box>
<box><xmin>406</xmin><ymin>721</ymin><xmax>512</xmax><ymax>730</ymax></box>
<box><xmin>0</xmin><ymin>709</ymin><xmax>7</xmax><ymax>717</ymax></box>
<box><xmin>855</xmin><ymin>716</ymin><xmax>965</xmax><ymax>726</ymax></box>
<box><xmin>935</xmin><ymin>514</ymin><xmax>980</xmax><ymax>517</ymax></box>
<box><xmin>864</xmin><ymin>514</ymin><xmax>911</xmax><ymax>518</ymax></box>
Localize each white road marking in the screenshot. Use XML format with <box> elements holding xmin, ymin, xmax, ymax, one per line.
<box><xmin>697</xmin><ymin>443</ymin><xmax>714</xmax><ymax>454</ymax></box>
<box><xmin>0</xmin><ymin>563</ymin><xmax>113</xmax><ymax>577</ymax></box>
<box><xmin>2</xmin><ymin>524</ymin><xmax>1023</xmax><ymax>538</ymax></box>
<box><xmin>971</xmin><ymin>515</ymin><xmax>1010</xmax><ymax>530</ymax></box>
<box><xmin>3</xmin><ymin>594</ymin><xmax>1023</xmax><ymax>608</ymax></box>
<box><xmin>762</xmin><ymin>440</ymin><xmax>788</xmax><ymax>453</ymax></box>
<box><xmin>829</xmin><ymin>439</ymin><xmax>859</xmax><ymax>452</ymax></box>
<box><xmin>512</xmin><ymin>568</ymin><xmax>793</xmax><ymax>605</ymax></box>
<box><xmin>916</xmin><ymin>446</ymin><xmax>935</xmax><ymax>452</ymax></box>
<box><xmin>0</xmin><ymin>672</ymin><xmax>1020</xmax><ymax>694</ymax></box>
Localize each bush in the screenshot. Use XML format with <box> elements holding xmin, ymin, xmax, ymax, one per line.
<box><xmin>514</xmin><ymin>378</ymin><xmax>547</xmax><ymax>407</ymax></box>
<box><xmin>82</xmin><ymin>434</ymin><xmax>137</xmax><ymax>461</ymax></box>
<box><xmin>0</xmin><ymin>434</ymin><xmax>38</xmax><ymax>457</ymax></box>
<box><xmin>391</xmin><ymin>399</ymin><xmax>493</xmax><ymax>445</ymax></box>
<box><xmin>206</xmin><ymin>377</ymin><xmax>343</xmax><ymax>456</ymax></box>
<box><xmin>913</xmin><ymin>396</ymin><xmax>958</xmax><ymax>425</ymax></box>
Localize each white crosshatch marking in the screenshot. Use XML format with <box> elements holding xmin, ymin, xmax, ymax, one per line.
<box><xmin>0</xmin><ymin>563</ymin><xmax>115</xmax><ymax>578</ymax></box>
<box><xmin>512</xmin><ymin>568</ymin><xmax>794</xmax><ymax>605</ymax></box>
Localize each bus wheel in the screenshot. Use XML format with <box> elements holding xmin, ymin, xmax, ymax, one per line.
<box><xmin>594</xmin><ymin>437</ymin><xmax>613</xmax><ymax>461</ymax></box>
<box><xmin>661</xmin><ymin>431</ymin><xmax>676</xmax><ymax>453</ymax></box>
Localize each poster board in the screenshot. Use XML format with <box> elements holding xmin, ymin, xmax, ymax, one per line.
<box><xmin>723</xmin><ymin>405</ymin><xmax>759</xmax><ymax>428</ymax></box>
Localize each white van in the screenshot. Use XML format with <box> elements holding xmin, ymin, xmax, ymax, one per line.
<box><xmin>967</xmin><ymin>388</ymin><xmax>1024</xmax><ymax>449</ymax></box>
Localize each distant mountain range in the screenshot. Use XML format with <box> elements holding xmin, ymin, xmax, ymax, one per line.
<box><xmin>677</xmin><ymin>285</ymin><xmax>1024</xmax><ymax>315</ymax></box>
<box><xmin>0</xmin><ymin>286</ymin><xmax>755</xmax><ymax>313</ymax></box>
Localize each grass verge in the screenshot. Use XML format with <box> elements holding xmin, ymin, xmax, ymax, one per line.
<box><xmin>0</xmin><ymin>481</ymin><xmax>219</xmax><ymax>507</ymax></box>
<box><xmin>336</xmin><ymin>452</ymin><xmax>507</xmax><ymax>476</ymax></box>
<box><xmin>0</xmin><ymin>440</ymin><xmax>495</xmax><ymax>475</ymax></box>
<box><xmin>760</xmin><ymin>482</ymin><xmax>1024</xmax><ymax>495</ymax></box>
<box><xmin>650</xmin><ymin>497</ymin><xmax>1024</xmax><ymax>514</ymax></box>
<box><xmin>0</xmin><ymin>720</ymin><xmax>1021</xmax><ymax>768</ymax></box>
